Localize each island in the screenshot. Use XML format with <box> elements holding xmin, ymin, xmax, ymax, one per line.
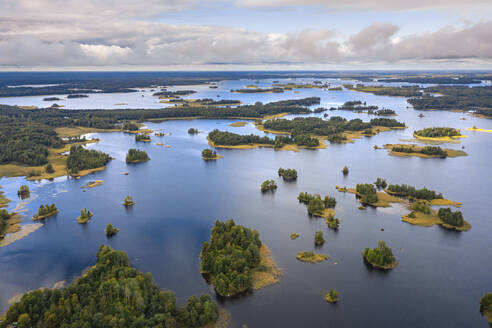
<box><xmin>43</xmin><ymin>97</ymin><xmax>61</xmax><ymax>101</ymax></box>
<box><xmin>202</xmin><ymin>148</ymin><xmax>222</xmax><ymax>160</ymax></box>
<box><xmin>342</xmin><ymin>166</ymin><xmax>349</xmax><ymax>175</ymax></box>
<box><xmin>278</xmin><ymin>167</ymin><xmax>297</xmax><ymax>180</ymax></box>
<box><xmin>200</xmin><ymin>220</ymin><xmax>282</xmax><ymax>296</ymax></box>
<box><xmin>480</xmin><ymin>293</ymin><xmax>492</xmax><ymax>324</ymax></box>
<box><xmin>17</xmin><ymin>185</ymin><xmax>30</xmax><ymax>199</ymax></box>
<box><xmin>67</xmin><ymin>94</ymin><xmax>89</xmax><ymax>98</ymax></box>
<box><xmin>386</xmin><ymin>183</ymin><xmax>461</xmax><ymax>206</ymax></box>
<box><xmin>126</xmin><ymin>148</ymin><xmax>149</xmax><ymax>163</ymax></box>
<box><xmin>384</xmin><ymin>144</ymin><xmax>467</xmax><ymax>158</ymax></box>
<box><xmin>261</xmin><ymin>180</ymin><xmax>277</xmax><ymax>192</ymax></box>
<box><xmin>122</xmin><ymin>121</ymin><xmax>139</xmax><ymax>132</ymax></box>
<box><xmin>362</xmin><ymin>240</ymin><xmax>398</xmax><ymax>270</ymax></box>
<box><xmin>298</xmin><ymin>192</ymin><xmax>337</xmax><ymax>222</ymax></box>
<box><xmin>2</xmin><ymin>245</ymin><xmax>221</xmax><ymax>328</ymax></box>
<box><xmin>32</xmin><ymin>204</ymin><xmax>58</xmax><ymax>221</ymax></box>
<box><xmin>296</xmin><ymin>251</ymin><xmax>329</xmax><ymax>263</ymax></box>
<box><xmin>135</xmin><ymin>133</ymin><xmax>151</xmax><ymax>142</ymax></box>
<box><xmin>413</xmin><ymin>127</ymin><xmax>465</xmax><ymax>142</ymax></box>
<box><xmin>402</xmin><ymin>202</ymin><xmax>471</xmax><ymax>231</ymax></box>
<box><xmin>336</xmin><ymin>184</ymin><xmax>405</xmax><ymax>208</ymax></box>
<box><xmin>105</xmin><ymin>223</ymin><xmax>119</xmax><ymax>237</ymax></box>
<box><xmin>325</xmin><ymin>289</ymin><xmax>339</xmax><ymax>303</ymax></box>
<box><xmin>290</xmin><ymin>233</ymin><xmax>300</xmax><ymax>240</ymax></box>
<box><xmin>188</xmin><ymin>128</ymin><xmax>199</xmax><ymax>134</ymax></box>
<box><xmin>123</xmin><ymin>196</ymin><xmax>135</xmax><ymax>207</ymax></box>
<box><xmin>67</xmin><ymin>145</ymin><xmax>111</xmax><ymax>176</ymax></box>
<box><xmin>374</xmin><ymin>178</ymin><xmax>387</xmax><ymax>189</ymax></box>
<box><xmin>314</xmin><ymin>230</ymin><xmax>325</xmax><ymax>246</ymax></box>
<box><xmin>77</xmin><ymin>208</ymin><xmax>93</xmax><ymax>224</ymax></box>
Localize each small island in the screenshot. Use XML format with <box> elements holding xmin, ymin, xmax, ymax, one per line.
<box><xmin>413</xmin><ymin>127</ymin><xmax>465</xmax><ymax>142</ymax></box>
<box><xmin>105</xmin><ymin>223</ymin><xmax>119</xmax><ymax>237</ymax></box>
<box><xmin>32</xmin><ymin>204</ymin><xmax>58</xmax><ymax>221</ymax></box>
<box><xmin>384</xmin><ymin>144</ymin><xmax>467</xmax><ymax>158</ymax></box>
<box><xmin>123</xmin><ymin>196</ymin><xmax>135</xmax><ymax>207</ymax></box>
<box><xmin>126</xmin><ymin>148</ymin><xmax>150</xmax><ymax>163</ymax></box>
<box><xmin>202</xmin><ymin>148</ymin><xmax>222</xmax><ymax>160</ymax></box>
<box><xmin>67</xmin><ymin>145</ymin><xmax>111</xmax><ymax>176</ymax></box>
<box><xmin>402</xmin><ymin>202</ymin><xmax>471</xmax><ymax>231</ymax></box>
<box><xmin>201</xmin><ymin>220</ymin><xmax>282</xmax><ymax>296</ymax></box>
<box><xmin>298</xmin><ymin>192</ymin><xmax>337</xmax><ymax>222</ymax></box>
<box><xmin>362</xmin><ymin>240</ymin><xmax>398</xmax><ymax>270</ymax></box>
<box><xmin>325</xmin><ymin>289</ymin><xmax>339</xmax><ymax>303</ymax></box>
<box><xmin>296</xmin><ymin>251</ymin><xmax>329</xmax><ymax>263</ymax></box>
<box><xmin>314</xmin><ymin>230</ymin><xmax>325</xmax><ymax>246</ymax></box>
<box><xmin>43</xmin><ymin>97</ymin><xmax>61</xmax><ymax>101</ymax></box>
<box><xmin>261</xmin><ymin>180</ymin><xmax>277</xmax><ymax>192</ymax></box>
<box><xmin>77</xmin><ymin>208</ymin><xmax>93</xmax><ymax>224</ymax></box>
<box><xmin>67</xmin><ymin>94</ymin><xmax>89</xmax><ymax>98</ymax></box>
<box><xmin>342</xmin><ymin>166</ymin><xmax>349</xmax><ymax>175</ymax></box>
<box><xmin>17</xmin><ymin>185</ymin><xmax>30</xmax><ymax>199</ymax></box>
<box><xmin>480</xmin><ymin>293</ymin><xmax>492</xmax><ymax>324</ymax></box>
<box><xmin>325</xmin><ymin>213</ymin><xmax>340</xmax><ymax>230</ymax></box>
<box><xmin>278</xmin><ymin>167</ymin><xmax>297</xmax><ymax>180</ymax></box>
<box><xmin>135</xmin><ymin>133</ymin><xmax>151</xmax><ymax>142</ymax></box>
<box><xmin>188</xmin><ymin>128</ymin><xmax>199</xmax><ymax>134</ymax></box>
<box><xmin>290</xmin><ymin>233</ymin><xmax>300</xmax><ymax>240</ymax></box>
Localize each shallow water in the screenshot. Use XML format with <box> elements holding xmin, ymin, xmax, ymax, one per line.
<box><xmin>0</xmin><ymin>80</ymin><xmax>492</xmax><ymax>327</ymax></box>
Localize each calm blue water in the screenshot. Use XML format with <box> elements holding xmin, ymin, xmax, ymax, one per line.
<box><xmin>0</xmin><ymin>80</ymin><xmax>491</xmax><ymax>327</ymax></box>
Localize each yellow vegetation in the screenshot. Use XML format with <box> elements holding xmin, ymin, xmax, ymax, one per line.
<box><xmin>0</xmin><ymin>222</ymin><xmax>43</xmax><ymax>248</ymax></box>
<box><xmin>33</xmin><ymin>209</ymin><xmax>59</xmax><ymax>221</ymax></box>
<box><xmin>207</xmin><ymin>137</ymin><xmax>326</xmax><ymax>152</ymax></box>
<box><xmin>402</xmin><ymin>209</ymin><xmax>471</xmax><ymax>231</ymax></box>
<box><xmin>229</xmin><ymin>121</ymin><xmax>249</xmax><ymax>127</ymax></box>
<box><xmin>467</xmin><ymin>127</ymin><xmax>492</xmax><ymax>133</ymax></box>
<box><xmin>252</xmin><ymin>244</ymin><xmax>283</xmax><ymax>290</ymax></box>
<box><xmin>290</xmin><ymin>233</ymin><xmax>300</xmax><ymax>240</ymax></box>
<box><xmin>384</xmin><ymin>144</ymin><xmax>467</xmax><ymax>158</ymax></box>
<box><xmin>296</xmin><ymin>251</ymin><xmax>329</xmax><ymax>263</ymax></box>
<box><xmin>81</xmin><ymin>180</ymin><xmax>103</xmax><ymax>189</ymax></box>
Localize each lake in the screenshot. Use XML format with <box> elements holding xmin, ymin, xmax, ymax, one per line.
<box><xmin>0</xmin><ymin>79</ymin><xmax>491</xmax><ymax>327</ymax></box>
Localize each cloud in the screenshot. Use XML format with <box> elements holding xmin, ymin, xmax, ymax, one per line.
<box><xmin>234</xmin><ymin>0</ymin><xmax>492</xmax><ymax>12</ymax></box>
<box><xmin>0</xmin><ymin>0</ymin><xmax>491</xmax><ymax>68</ymax></box>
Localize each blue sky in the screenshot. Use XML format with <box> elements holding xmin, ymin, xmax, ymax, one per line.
<box><xmin>0</xmin><ymin>0</ymin><xmax>491</xmax><ymax>70</ymax></box>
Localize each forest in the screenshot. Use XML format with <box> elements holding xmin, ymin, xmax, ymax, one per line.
<box><xmin>0</xmin><ymin>245</ymin><xmax>219</xmax><ymax>328</ymax></box>
<box><xmin>66</xmin><ymin>145</ymin><xmax>111</xmax><ymax>174</ymax></box>
<box><xmin>355</xmin><ymin>183</ymin><xmax>379</xmax><ymax>205</ymax></box>
<box><xmin>362</xmin><ymin>240</ymin><xmax>397</xmax><ymax>269</ymax></box>
<box><xmin>261</xmin><ymin>116</ymin><xmax>404</xmax><ymax>138</ymax></box>
<box><xmin>200</xmin><ymin>220</ymin><xmax>262</xmax><ymax>296</ymax></box>
<box><xmin>0</xmin><ymin>209</ymin><xmax>15</xmax><ymax>239</ymax></box>
<box><xmin>391</xmin><ymin>145</ymin><xmax>447</xmax><ymax>158</ymax></box>
<box><xmin>438</xmin><ymin>208</ymin><xmax>464</xmax><ymax>227</ymax></box>
<box><xmin>126</xmin><ymin>149</ymin><xmax>149</xmax><ymax>163</ymax></box>
<box><xmin>33</xmin><ymin>204</ymin><xmax>58</xmax><ymax>220</ymax></box>
<box><xmin>208</xmin><ymin>129</ymin><xmax>319</xmax><ymax>148</ymax></box>
<box><xmin>386</xmin><ymin>184</ymin><xmax>443</xmax><ymax>200</ymax></box>
<box><xmin>278</xmin><ymin>168</ymin><xmax>297</xmax><ymax>180</ymax></box>
<box><xmin>414</xmin><ymin>127</ymin><xmax>461</xmax><ymax>138</ymax></box>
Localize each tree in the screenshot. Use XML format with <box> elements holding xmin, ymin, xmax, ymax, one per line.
<box><xmin>261</xmin><ymin>180</ymin><xmax>277</xmax><ymax>192</ymax></box>
<box><xmin>374</xmin><ymin>178</ymin><xmax>387</xmax><ymax>189</ymax></box>
<box><xmin>314</xmin><ymin>230</ymin><xmax>325</xmax><ymax>246</ymax></box>
<box><xmin>45</xmin><ymin>163</ymin><xmax>55</xmax><ymax>173</ymax></box>
<box><xmin>342</xmin><ymin>166</ymin><xmax>349</xmax><ymax>175</ymax></box>
<box><xmin>362</xmin><ymin>240</ymin><xmax>397</xmax><ymax>269</ymax></box>
<box><xmin>202</xmin><ymin>148</ymin><xmax>217</xmax><ymax>159</ymax></box>
<box><xmin>17</xmin><ymin>313</ymin><xmax>32</xmax><ymax>328</ymax></box>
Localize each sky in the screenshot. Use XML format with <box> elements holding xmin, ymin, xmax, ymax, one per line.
<box><xmin>0</xmin><ymin>0</ymin><xmax>491</xmax><ymax>70</ymax></box>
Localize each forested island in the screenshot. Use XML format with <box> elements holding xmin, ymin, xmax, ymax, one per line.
<box><xmin>325</xmin><ymin>289</ymin><xmax>339</xmax><ymax>303</ymax></box>
<box><xmin>384</xmin><ymin>144</ymin><xmax>467</xmax><ymax>158</ymax></box>
<box><xmin>67</xmin><ymin>145</ymin><xmax>111</xmax><ymax>175</ymax></box>
<box><xmin>414</xmin><ymin>127</ymin><xmax>463</xmax><ymax>140</ymax></box>
<box><xmin>17</xmin><ymin>185</ymin><xmax>30</xmax><ymax>199</ymax></box>
<box><xmin>67</xmin><ymin>94</ymin><xmax>88</xmax><ymax>99</ymax></box>
<box><xmin>126</xmin><ymin>149</ymin><xmax>149</xmax><ymax>163</ymax></box>
<box><xmin>32</xmin><ymin>204</ymin><xmax>58</xmax><ymax>221</ymax></box>
<box><xmin>105</xmin><ymin>223</ymin><xmax>119</xmax><ymax>236</ymax></box>
<box><xmin>200</xmin><ymin>220</ymin><xmax>281</xmax><ymax>296</ymax></box>
<box><xmin>135</xmin><ymin>133</ymin><xmax>151</xmax><ymax>142</ymax></box>
<box><xmin>188</xmin><ymin>128</ymin><xmax>199</xmax><ymax>134</ymax></box>
<box><xmin>278</xmin><ymin>168</ymin><xmax>297</xmax><ymax>180</ymax></box>
<box><xmin>202</xmin><ymin>148</ymin><xmax>221</xmax><ymax>160</ymax></box>
<box><xmin>1</xmin><ymin>245</ymin><xmax>221</xmax><ymax>328</ymax></box>
<box><xmin>298</xmin><ymin>192</ymin><xmax>338</xmax><ymax>225</ymax></box>
<box><xmin>77</xmin><ymin>208</ymin><xmax>93</xmax><ymax>224</ymax></box>
<box><xmin>402</xmin><ymin>201</ymin><xmax>471</xmax><ymax>231</ymax></box>
<box><xmin>123</xmin><ymin>196</ymin><xmax>135</xmax><ymax>207</ymax></box>
<box><xmin>261</xmin><ymin>180</ymin><xmax>277</xmax><ymax>192</ymax></box>
<box><xmin>362</xmin><ymin>240</ymin><xmax>398</xmax><ymax>270</ymax></box>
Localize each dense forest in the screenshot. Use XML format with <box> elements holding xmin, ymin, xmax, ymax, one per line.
<box><xmin>355</xmin><ymin>183</ymin><xmax>379</xmax><ymax>205</ymax></box>
<box><xmin>386</xmin><ymin>184</ymin><xmax>443</xmax><ymax>200</ymax></box>
<box><xmin>66</xmin><ymin>145</ymin><xmax>111</xmax><ymax>174</ymax></box>
<box><xmin>362</xmin><ymin>240</ymin><xmax>397</xmax><ymax>269</ymax></box>
<box><xmin>414</xmin><ymin>127</ymin><xmax>461</xmax><ymax>138</ymax></box>
<box><xmin>262</xmin><ymin>116</ymin><xmax>404</xmax><ymax>138</ymax></box>
<box><xmin>126</xmin><ymin>149</ymin><xmax>149</xmax><ymax>163</ymax></box>
<box><xmin>1</xmin><ymin>245</ymin><xmax>219</xmax><ymax>328</ymax></box>
<box><xmin>391</xmin><ymin>145</ymin><xmax>447</xmax><ymax>158</ymax></box>
<box><xmin>438</xmin><ymin>208</ymin><xmax>464</xmax><ymax>227</ymax></box>
<box><xmin>200</xmin><ymin>220</ymin><xmax>262</xmax><ymax>296</ymax></box>
<box><xmin>208</xmin><ymin>129</ymin><xmax>319</xmax><ymax>148</ymax></box>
